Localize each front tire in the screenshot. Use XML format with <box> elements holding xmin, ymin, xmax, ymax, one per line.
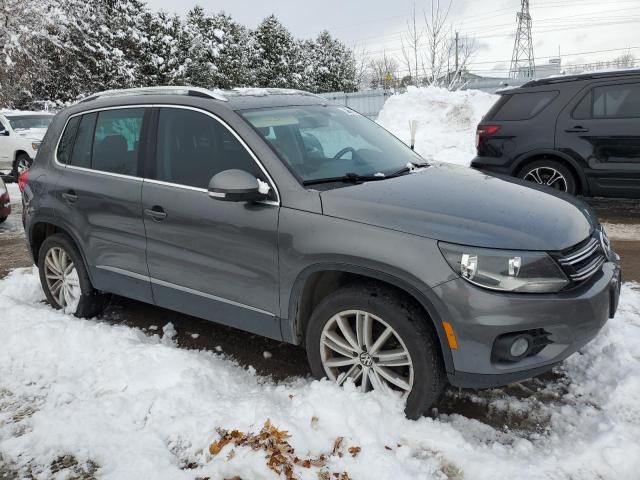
<box><xmin>518</xmin><ymin>159</ymin><xmax>577</xmax><ymax>195</ymax></box>
<box><xmin>12</xmin><ymin>153</ymin><xmax>32</xmax><ymax>179</ymax></box>
<box><xmin>306</xmin><ymin>284</ymin><xmax>446</xmax><ymax>419</ymax></box>
<box><xmin>38</xmin><ymin>234</ymin><xmax>110</xmax><ymax>318</ymax></box>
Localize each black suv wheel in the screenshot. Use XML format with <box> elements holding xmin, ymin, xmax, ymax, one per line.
<box><xmin>518</xmin><ymin>159</ymin><xmax>577</xmax><ymax>195</ymax></box>
<box><xmin>305</xmin><ymin>284</ymin><xmax>446</xmax><ymax>419</ymax></box>
<box><xmin>12</xmin><ymin>153</ymin><xmax>32</xmax><ymax>179</ymax></box>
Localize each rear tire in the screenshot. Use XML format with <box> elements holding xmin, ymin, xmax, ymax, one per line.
<box><xmin>12</xmin><ymin>153</ymin><xmax>32</xmax><ymax>179</ymax></box>
<box><xmin>305</xmin><ymin>284</ymin><xmax>446</xmax><ymax>419</ymax></box>
<box><xmin>518</xmin><ymin>159</ymin><xmax>577</xmax><ymax>195</ymax></box>
<box><xmin>38</xmin><ymin>233</ymin><xmax>110</xmax><ymax>318</ymax></box>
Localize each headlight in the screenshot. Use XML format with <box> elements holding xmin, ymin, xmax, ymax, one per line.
<box><xmin>31</xmin><ymin>142</ymin><xmax>40</xmax><ymax>151</ymax></box>
<box><xmin>439</xmin><ymin>242</ymin><xmax>569</xmax><ymax>293</ymax></box>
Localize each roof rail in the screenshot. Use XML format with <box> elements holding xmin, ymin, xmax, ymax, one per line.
<box><xmin>79</xmin><ymin>86</ymin><xmax>228</xmax><ymax>103</ymax></box>
<box><xmin>521</xmin><ymin>68</ymin><xmax>640</xmax><ymax>88</ymax></box>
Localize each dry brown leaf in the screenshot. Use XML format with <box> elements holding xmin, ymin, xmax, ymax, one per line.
<box><xmin>317</xmin><ymin>471</ymin><xmax>330</xmax><ymax>480</ymax></box>
<box><xmin>348</xmin><ymin>446</ymin><xmax>361</xmax><ymax>458</ymax></box>
<box><xmin>311</xmin><ymin>416</ymin><xmax>319</xmax><ymax>427</ymax></box>
<box><xmin>223</xmin><ymin>477</ymin><xmax>242</xmax><ymax>480</ymax></box>
<box><xmin>332</xmin><ymin>437</ymin><xmax>344</xmax><ymax>456</ymax></box>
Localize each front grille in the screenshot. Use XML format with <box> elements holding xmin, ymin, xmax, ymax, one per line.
<box><xmin>557</xmin><ymin>234</ymin><xmax>607</xmax><ymax>283</ymax></box>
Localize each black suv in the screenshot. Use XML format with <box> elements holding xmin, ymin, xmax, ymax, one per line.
<box><xmin>472</xmin><ymin>69</ymin><xmax>640</xmax><ymax>198</ymax></box>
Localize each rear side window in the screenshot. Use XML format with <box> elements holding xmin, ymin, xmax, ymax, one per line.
<box><xmin>573</xmin><ymin>82</ymin><xmax>640</xmax><ymax>119</ymax></box>
<box><xmin>594</xmin><ymin>83</ymin><xmax>640</xmax><ymax>118</ymax></box>
<box><xmin>153</xmin><ymin>108</ymin><xmax>260</xmax><ymax>189</ymax></box>
<box><xmin>57</xmin><ymin>117</ymin><xmax>80</xmax><ymax>164</ymax></box>
<box><xmin>69</xmin><ymin>113</ymin><xmax>97</xmax><ymax>169</ymax></box>
<box><xmin>492</xmin><ymin>91</ymin><xmax>558</xmax><ymax>121</ymax></box>
<box><xmin>92</xmin><ymin>109</ymin><xmax>144</xmax><ymax>176</ymax></box>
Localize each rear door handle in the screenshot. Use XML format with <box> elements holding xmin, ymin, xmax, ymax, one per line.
<box><xmin>62</xmin><ymin>190</ymin><xmax>78</xmax><ymax>203</ymax></box>
<box><xmin>565</xmin><ymin>126</ymin><xmax>589</xmax><ymax>133</ymax></box>
<box><xmin>144</xmin><ymin>206</ymin><xmax>167</xmax><ymax>222</ymax></box>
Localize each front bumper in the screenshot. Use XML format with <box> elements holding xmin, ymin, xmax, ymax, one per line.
<box><xmin>434</xmin><ymin>260</ymin><xmax>621</xmax><ymax>388</ymax></box>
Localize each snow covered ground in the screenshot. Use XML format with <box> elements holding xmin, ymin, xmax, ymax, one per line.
<box><xmin>377</xmin><ymin>86</ymin><xmax>497</xmax><ymax>166</ymax></box>
<box><xmin>1</xmin><ymin>267</ymin><xmax>640</xmax><ymax>479</ymax></box>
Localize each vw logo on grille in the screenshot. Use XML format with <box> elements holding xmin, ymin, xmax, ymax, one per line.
<box><xmin>599</xmin><ymin>228</ymin><xmax>611</xmax><ymax>257</ymax></box>
<box><xmin>359</xmin><ymin>352</ymin><xmax>374</xmax><ymax>367</ymax></box>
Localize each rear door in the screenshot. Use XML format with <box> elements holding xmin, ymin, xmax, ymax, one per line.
<box><xmin>141</xmin><ymin>106</ymin><xmax>281</xmax><ymax>339</ymax></box>
<box><xmin>55</xmin><ymin>107</ymin><xmax>153</xmax><ymax>303</ymax></box>
<box><xmin>556</xmin><ymin>79</ymin><xmax>640</xmax><ymax>197</ymax></box>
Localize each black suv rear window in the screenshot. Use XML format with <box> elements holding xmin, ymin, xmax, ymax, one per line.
<box><xmin>574</xmin><ymin>82</ymin><xmax>640</xmax><ymax>119</ymax></box>
<box><xmin>492</xmin><ymin>91</ymin><xmax>558</xmax><ymax>121</ymax></box>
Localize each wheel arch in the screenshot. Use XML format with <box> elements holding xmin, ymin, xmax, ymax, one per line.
<box><xmin>13</xmin><ymin>150</ymin><xmax>31</xmax><ymax>162</ymax></box>
<box><xmin>29</xmin><ymin>218</ymin><xmax>94</xmax><ymax>284</ymax></box>
<box><xmin>286</xmin><ymin>263</ymin><xmax>455</xmax><ymax>374</ymax></box>
<box><xmin>511</xmin><ymin>150</ymin><xmax>588</xmax><ymax>195</ymax></box>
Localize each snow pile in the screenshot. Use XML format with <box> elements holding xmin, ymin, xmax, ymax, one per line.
<box><xmin>377</xmin><ymin>86</ymin><xmax>498</xmax><ymax>166</ymax></box>
<box><xmin>1</xmin><ymin>268</ymin><xmax>640</xmax><ymax>479</ymax></box>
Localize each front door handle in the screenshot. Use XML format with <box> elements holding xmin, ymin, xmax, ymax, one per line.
<box><xmin>144</xmin><ymin>206</ymin><xmax>167</xmax><ymax>222</ymax></box>
<box><xmin>62</xmin><ymin>190</ymin><xmax>78</xmax><ymax>203</ymax></box>
<box><xmin>565</xmin><ymin>126</ymin><xmax>589</xmax><ymax>133</ymax></box>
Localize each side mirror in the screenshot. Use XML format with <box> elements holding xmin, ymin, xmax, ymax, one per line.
<box><xmin>208</xmin><ymin>169</ymin><xmax>270</xmax><ymax>202</ymax></box>
<box><xmin>0</xmin><ymin>129</ymin><xmax>8</xmax><ymax>136</ymax></box>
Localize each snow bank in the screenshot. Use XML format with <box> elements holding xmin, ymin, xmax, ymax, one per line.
<box><xmin>377</xmin><ymin>86</ymin><xmax>498</xmax><ymax>166</ymax></box>
<box><xmin>1</xmin><ymin>269</ymin><xmax>640</xmax><ymax>479</ymax></box>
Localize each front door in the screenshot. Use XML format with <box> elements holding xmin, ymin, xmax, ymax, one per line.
<box><xmin>556</xmin><ymin>80</ymin><xmax>640</xmax><ymax>197</ymax></box>
<box><xmin>142</xmin><ymin>106</ymin><xmax>281</xmax><ymax>339</ymax></box>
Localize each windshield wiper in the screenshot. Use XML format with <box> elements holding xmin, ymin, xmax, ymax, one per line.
<box><xmin>387</xmin><ymin>161</ymin><xmax>430</xmax><ymax>178</ymax></box>
<box><xmin>302</xmin><ymin>172</ymin><xmax>388</xmax><ymax>186</ymax></box>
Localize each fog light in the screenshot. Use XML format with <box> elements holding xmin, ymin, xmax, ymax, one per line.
<box><xmin>510</xmin><ymin>336</ymin><xmax>530</xmax><ymax>357</ymax></box>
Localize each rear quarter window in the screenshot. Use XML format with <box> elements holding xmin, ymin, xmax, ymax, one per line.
<box><xmin>56</xmin><ymin>117</ymin><xmax>80</xmax><ymax>164</ymax></box>
<box><xmin>491</xmin><ymin>91</ymin><xmax>559</xmax><ymax>121</ymax></box>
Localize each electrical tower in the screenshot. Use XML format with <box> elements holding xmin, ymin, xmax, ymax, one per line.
<box><xmin>509</xmin><ymin>0</ymin><xmax>535</xmax><ymax>79</ymax></box>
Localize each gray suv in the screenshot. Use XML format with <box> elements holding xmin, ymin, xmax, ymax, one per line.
<box><xmin>22</xmin><ymin>87</ymin><xmax>621</xmax><ymax>418</ymax></box>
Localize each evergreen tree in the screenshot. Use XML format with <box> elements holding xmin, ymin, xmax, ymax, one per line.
<box><xmin>250</xmin><ymin>15</ymin><xmax>302</xmax><ymax>89</ymax></box>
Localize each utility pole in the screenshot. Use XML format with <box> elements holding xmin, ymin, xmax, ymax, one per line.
<box><xmin>509</xmin><ymin>0</ymin><xmax>535</xmax><ymax>79</ymax></box>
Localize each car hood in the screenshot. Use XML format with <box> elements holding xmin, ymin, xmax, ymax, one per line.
<box><xmin>319</xmin><ymin>163</ymin><xmax>597</xmax><ymax>251</ymax></box>
<box><xmin>15</xmin><ymin>128</ymin><xmax>47</xmax><ymax>141</ymax></box>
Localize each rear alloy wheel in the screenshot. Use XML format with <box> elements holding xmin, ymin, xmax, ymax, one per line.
<box><xmin>519</xmin><ymin>159</ymin><xmax>577</xmax><ymax>195</ymax></box>
<box><xmin>38</xmin><ymin>234</ymin><xmax>110</xmax><ymax>317</ymax></box>
<box><xmin>306</xmin><ymin>285</ymin><xmax>446</xmax><ymax>419</ymax></box>
<box><xmin>12</xmin><ymin>153</ymin><xmax>32</xmax><ymax>179</ymax></box>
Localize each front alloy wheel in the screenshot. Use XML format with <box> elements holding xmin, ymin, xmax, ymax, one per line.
<box><xmin>320</xmin><ymin>310</ymin><xmax>414</xmax><ymax>395</ymax></box>
<box><xmin>306</xmin><ymin>285</ymin><xmax>446</xmax><ymax>419</ymax></box>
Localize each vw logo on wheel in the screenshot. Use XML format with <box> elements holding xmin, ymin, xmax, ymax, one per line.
<box><xmin>359</xmin><ymin>351</ymin><xmax>374</xmax><ymax>367</ymax></box>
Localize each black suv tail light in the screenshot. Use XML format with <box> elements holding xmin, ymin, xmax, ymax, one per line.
<box><xmin>475</xmin><ymin>125</ymin><xmax>500</xmax><ymax>151</ymax></box>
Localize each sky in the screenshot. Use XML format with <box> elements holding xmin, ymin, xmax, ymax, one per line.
<box><xmin>146</xmin><ymin>0</ymin><xmax>640</xmax><ymax>78</ymax></box>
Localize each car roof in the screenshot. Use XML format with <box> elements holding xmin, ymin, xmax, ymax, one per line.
<box><xmin>73</xmin><ymin>86</ymin><xmax>328</xmax><ymax>112</ymax></box>
<box><xmin>520</xmin><ymin>68</ymin><xmax>640</xmax><ymax>88</ymax></box>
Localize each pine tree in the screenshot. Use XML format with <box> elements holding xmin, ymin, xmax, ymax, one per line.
<box><xmin>250</xmin><ymin>15</ymin><xmax>302</xmax><ymax>89</ymax></box>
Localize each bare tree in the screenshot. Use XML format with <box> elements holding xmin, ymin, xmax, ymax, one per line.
<box><xmin>368</xmin><ymin>52</ymin><xmax>399</xmax><ymax>90</ymax></box>
<box><xmin>400</xmin><ymin>2</ymin><xmax>422</xmax><ymax>86</ymax></box>
<box><xmin>353</xmin><ymin>46</ymin><xmax>370</xmax><ymax>90</ymax></box>
<box><xmin>422</xmin><ymin>0</ymin><xmax>452</xmax><ymax>85</ymax></box>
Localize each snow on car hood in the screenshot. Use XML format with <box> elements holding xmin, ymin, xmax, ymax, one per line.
<box><xmin>14</xmin><ymin>127</ymin><xmax>48</xmax><ymax>141</ymax></box>
<box><xmin>320</xmin><ymin>163</ymin><xmax>597</xmax><ymax>251</ymax></box>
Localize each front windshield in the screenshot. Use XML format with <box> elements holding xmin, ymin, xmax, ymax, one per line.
<box><xmin>6</xmin><ymin>115</ymin><xmax>52</xmax><ymax>130</ymax></box>
<box><xmin>240</xmin><ymin>105</ymin><xmax>425</xmax><ymax>183</ymax></box>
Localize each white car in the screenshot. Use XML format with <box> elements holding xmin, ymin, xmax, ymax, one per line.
<box><xmin>0</xmin><ymin>111</ymin><xmax>54</xmax><ymax>179</ymax></box>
